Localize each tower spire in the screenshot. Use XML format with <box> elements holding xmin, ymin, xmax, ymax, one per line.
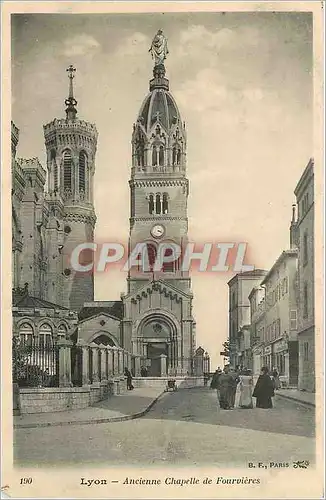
<box><xmin>65</xmin><ymin>65</ymin><xmax>77</xmax><ymax>120</ymax></box>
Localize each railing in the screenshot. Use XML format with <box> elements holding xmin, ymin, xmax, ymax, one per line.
<box><xmin>13</xmin><ymin>338</ymin><xmax>59</xmax><ymax>388</ymax></box>
<box><xmin>13</xmin><ymin>337</ymin><xmax>204</xmax><ymax>388</ymax></box>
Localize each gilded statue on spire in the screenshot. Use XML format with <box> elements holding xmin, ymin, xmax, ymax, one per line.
<box><xmin>149</xmin><ymin>30</ymin><xmax>169</xmax><ymax>67</ymax></box>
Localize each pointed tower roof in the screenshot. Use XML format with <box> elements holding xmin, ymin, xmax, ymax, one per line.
<box><xmin>65</xmin><ymin>64</ymin><xmax>78</xmax><ymax>120</ymax></box>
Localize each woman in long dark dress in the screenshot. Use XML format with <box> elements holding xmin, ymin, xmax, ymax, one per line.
<box><xmin>253</xmin><ymin>366</ymin><xmax>275</xmax><ymax>408</ymax></box>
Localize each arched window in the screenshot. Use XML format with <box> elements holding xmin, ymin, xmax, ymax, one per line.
<box><xmin>159</xmin><ymin>145</ymin><xmax>164</xmax><ymax>166</ymax></box>
<box><xmin>152</xmin><ymin>146</ymin><xmax>158</xmax><ymax>166</ymax></box>
<box><xmin>58</xmin><ymin>324</ymin><xmax>67</xmax><ymax>337</ymax></box>
<box><xmin>39</xmin><ymin>324</ymin><xmax>53</xmax><ymax>347</ymax></box>
<box><xmin>79</xmin><ymin>151</ymin><xmax>87</xmax><ymax>196</ymax></box>
<box><xmin>51</xmin><ymin>150</ymin><xmax>58</xmax><ymax>190</ymax></box>
<box><xmin>155</xmin><ymin>194</ymin><xmax>161</xmax><ymax>215</ymax></box>
<box><xmin>136</xmin><ymin>136</ymin><xmax>145</xmax><ymax>167</ymax></box>
<box><xmin>162</xmin><ymin>193</ymin><xmax>169</xmax><ymax>214</ymax></box>
<box><xmin>19</xmin><ymin>323</ymin><xmax>33</xmax><ymax>347</ymax></box>
<box><xmin>38</xmin><ymin>229</ymin><xmax>46</xmax><ymax>299</ymax></box>
<box><xmin>172</xmin><ymin>146</ymin><xmax>177</xmax><ymax>165</ymax></box>
<box><xmin>162</xmin><ymin>247</ymin><xmax>174</xmax><ymax>273</ymax></box>
<box><xmin>143</xmin><ymin>243</ymin><xmax>157</xmax><ymax>272</ymax></box>
<box><xmin>148</xmin><ymin>194</ymin><xmax>154</xmax><ymax>214</ymax></box>
<box><xmin>172</xmin><ymin>145</ymin><xmax>181</xmax><ymax>166</ymax></box>
<box><xmin>63</xmin><ymin>150</ymin><xmax>72</xmax><ymax>190</ymax></box>
<box><xmin>176</xmin><ymin>148</ymin><xmax>181</xmax><ymax>165</ymax></box>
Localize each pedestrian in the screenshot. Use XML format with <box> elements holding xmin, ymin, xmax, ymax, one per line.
<box><xmin>210</xmin><ymin>367</ymin><xmax>222</xmax><ymax>407</ymax></box>
<box><xmin>124</xmin><ymin>367</ymin><xmax>134</xmax><ymax>390</ymax></box>
<box><xmin>229</xmin><ymin>366</ymin><xmax>240</xmax><ymax>409</ymax></box>
<box><xmin>216</xmin><ymin>365</ymin><xmax>233</xmax><ymax>409</ymax></box>
<box><xmin>140</xmin><ymin>366</ymin><xmax>148</xmax><ymax>377</ymax></box>
<box><xmin>252</xmin><ymin>366</ymin><xmax>275</xmax><ymax>408</ymax></box>
<box><xmin>272</xmin><ymin>367</ymin><xmax>281</xmax><ymax>390</ymax></box>
<box><xmin>239</xmin><ymin>368</ymin><xmax>254</xmax><ymax>409</ymax></box>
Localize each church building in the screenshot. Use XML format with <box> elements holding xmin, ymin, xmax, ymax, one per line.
<box><xmin>12</xmin><ymin>31</ymin><xmax>202</xmax><ymax>382</ymax></box>
<box><xmin>121</xmin><ymin>47</ymin><xmax>196</xmax><ymax>377</ymax></box>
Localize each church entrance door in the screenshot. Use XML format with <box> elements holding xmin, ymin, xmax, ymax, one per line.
<box><xmin>147</xmin><ymin>342</ymin><xmax>168</xmax><ymax>377</ymax></box>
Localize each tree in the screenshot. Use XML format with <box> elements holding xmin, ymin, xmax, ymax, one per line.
<box><xmin>12</xmin><ymin>336</ymin><xmax>30</xmax><ymax>383</ymax></box>
<box><xmin>12</xmin><ymin>336</ymin><xmax>31</xmax><ymax>416</ymax></box>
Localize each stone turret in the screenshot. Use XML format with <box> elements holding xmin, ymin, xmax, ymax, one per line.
<box><xmin>43</xmin><ymin>66</ymin><xmax>98</xmax><ymax>311</ymax></box>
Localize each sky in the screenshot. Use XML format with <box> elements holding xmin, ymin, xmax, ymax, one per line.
<box><xmin>11</xmin><ymin>12</ymin><xmax>313</xmax><ymax>367</ymax></box>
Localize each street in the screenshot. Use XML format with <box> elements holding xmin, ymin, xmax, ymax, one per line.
<box><xmin>14</xmin><ymin>388</ymin><xmax>315</xmax><ymax>467</ymax></box>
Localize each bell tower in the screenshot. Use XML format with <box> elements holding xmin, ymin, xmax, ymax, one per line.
<box><xmin>128</xmin><ymin>55</ymin><xmax>190</xmax><ymax>295</ymax></box>
<box><xmin>122</xmin><ymin>31</ymin><xmax>196</xmax><ymax>377</ymax></box>
<box><xmin>43</xmin><ymin>66</ymin><xmax>98</xmax><ymax>311</ymax></box>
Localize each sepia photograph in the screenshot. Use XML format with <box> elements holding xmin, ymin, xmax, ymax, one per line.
<box><xmin>1</xmin><ymin>2</ymin><xmax>324</xmax><ymax>499</ymax></box>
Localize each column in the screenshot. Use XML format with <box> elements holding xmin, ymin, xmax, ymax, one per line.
<box><xmin>118</xmin><ymin>349</ymin><xmax>124</xmax><ymax>376</ymax></box>
<box><xmin>100</xmin><ymin>345</ymin><xmax>106</xmax><ymax>381</ymax></box>
<box><xmin>160</xmin><ymin>354</ymin><xmax>167</xmax><ymax>377</ymax></box>
<box><xmin>57</xmin><ymin>339</ymin><xmax>73</xmax><ymax>387</ymax></box>
<box><xmin>113</xmin><ymin>347</ymin><xmax>119</xmax><ymax>376</ymax></box>
<box><xmin>134</xmin><ymin>355</ymin><xmax>141</xmax><ymax>376</ymax></box>
<box><xmin>90</xmin><ymin>344</ymin><xmax>99</xmax><ymax>384</ymax></box>
<box><xmin>177</xmin><ymin>334</ymin><xmax>183</xmax><ymax>375</ymax></box>
<box><xmin>107</xmin><ymin>348</ymin><xmax>113</xmax><ymax>378</ymax></box>
<box><xmin>78</xmin><ymin>340</ymin><xmax>90</xmax><ymax>386</ymax></box>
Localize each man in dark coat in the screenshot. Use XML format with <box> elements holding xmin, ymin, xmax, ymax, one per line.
<box><xmin>253</xmin><ymin>366</ymin><xmax>275</xmax><ymax>408</ymax></box>
<box><xmin>216</xmin><ymin>365</ymin><xmax>234</xmax><ymax>409</ymax></box>
<box><xmin>124</xmin><ymin>367</ymin><xmax>134</xmax><ymax>390</ymax></box>
<box><xmin>210</xmin><ymin>368</ymin><xmax>222</xmax><ymax>389</ymax></box>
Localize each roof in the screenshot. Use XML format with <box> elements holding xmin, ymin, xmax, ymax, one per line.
<box><xmin>294</xmin><ymin>158</ymin><xmax>314</xmax><ymax>198</ymax></box>
<box><xmin>227</xmin><ymin>269</ymin><xmax>268</xmax><ymax>286</ymax></box>
<box><xmin>138</xmin><ymin>88</ymin><xmax>182</xmax><ymax>134</ymax></box>
<box><xmin>78</xmin><ymin>301</ymin><xmax>123</xmax><ymax>321</ymax></box>
<box><xmin>13</xmin><ymin>293</ymin><xmax>69</xmax><ymax>310</ymax></box>
<box><xmin>261</xmin><ymin>249</ymin><xmax>298</xmax><ymax>285</ymax></box>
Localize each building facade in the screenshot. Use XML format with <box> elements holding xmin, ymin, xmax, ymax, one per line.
<box><xmin>260</xmin><ymin>249</ymin><xmax>299</xmax><ymax>387</ymax></box>
<box><xmin>12</xmin><ymin>68</ymin><xmax>106</xmax><ymax>351</ymax></box>
<box><xmin>12</xmin><ymin>37</ymin><xmax>208</xmax><ymax>384</ymax></box>
<box><xmin>121</xmin><ymin>54</ymin><xmax>196</xmax><ymax>377</ymax></box>
<box><xmin>294</xmin><ymin>159</ymin><xmax>315</xmax><ymax>392</ymax></box>
<box><xmin>228</xmin><ymin>269</ymin><xmax>267</xmax><ymax>367</ymax></box>
<box><xmin>249</xmin><ymin>286</ymin><xmax>266</xmax><ymax>377</ymax></box>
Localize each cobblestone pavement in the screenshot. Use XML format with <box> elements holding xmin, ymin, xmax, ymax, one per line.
<box><xmin>14</xmin><ymin>388</ymin><xmax>315</xmax><ymax>467</ymax></box>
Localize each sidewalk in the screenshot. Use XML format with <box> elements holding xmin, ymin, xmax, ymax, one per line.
<box><xmin>276</xmin><ymin>388</ymin><xmax>315</xmax><ymax>407</ymax></box>
<box><xmin>14</xmin><ymin>387</ymin><xmax>166</xmax><ymax>429</ymax></box>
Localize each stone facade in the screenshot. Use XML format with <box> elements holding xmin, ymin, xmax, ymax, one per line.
<box><xmin>249</xmin><ymin>286</ymin><xmax>266</xmax><ymax>377</ymax></box>
<box><xmin>228</xmin><ymin>269</ymin><xmax>267</xmax><ymax>367</ymax></box>
<box><xmin>294</xmin><ymin>159</ymin><xmax>315</xmax><ymax>392</ymax></box>
<box><xmin>260</xmin><ymin>249</ymin><xmax>299</xmax><ymax>387</ymax></box>
<box><xmin>121</xmin><ymin>62</ymin><xmax>196</xmax><ymax>376</ymax></box>
<box><xmin>12</xmin><ymin>71</ymin><xmax>97</xmax><ymax>312</ymax></box>
<box><xmin>12</xmin><ymin>61</ymin><xmax>207</xmax><ymax>404</ymax></box>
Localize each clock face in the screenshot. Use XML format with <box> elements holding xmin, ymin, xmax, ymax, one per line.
<box><xmin>150</xmin><ymin>224</ymin><xmax>165</xmax><ymax>239</ymax></box>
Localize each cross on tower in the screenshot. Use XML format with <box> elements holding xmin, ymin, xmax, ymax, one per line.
<box><xmin>65</xmin><ymin>65</ymin><xmax>77</xmax><ymax>119</ymax></box>
<box><xmin>66</xmin><ymin>64</ymin><xmax>76</xmax><ymax>79</ymax></box>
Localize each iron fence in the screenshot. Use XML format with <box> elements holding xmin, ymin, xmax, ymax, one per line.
<box><xmin>14</xmin><ymin>338</ymin><xmax>59</xmax><ymax>388</ymax></box>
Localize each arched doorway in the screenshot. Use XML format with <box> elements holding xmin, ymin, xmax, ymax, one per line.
<box><xmin>139</xmin><ymin>314</ymin><xmax>178</xmax><ymax>377</ymax></box>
